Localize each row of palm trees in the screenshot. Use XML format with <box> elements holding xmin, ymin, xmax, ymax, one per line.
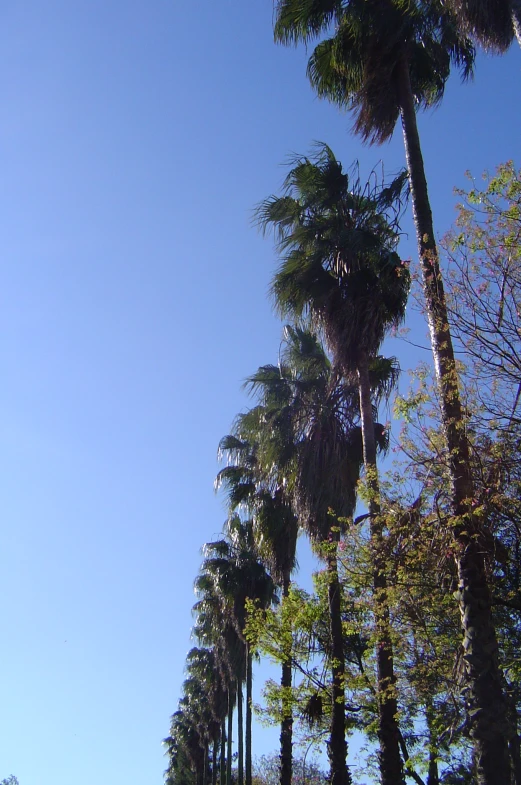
<box><xmin>165</xmin><ymin>1</ymin><xmax>520</xmax><ymax>783</ymax></box>
<box><xmin>272</xmin><ymin>0</ymin><xmax>519</xmax><ymax>781</ymax></box>
<box><xmin>166</xmin><ymin>152</ymin><xmax>420</xmax><ymax>785</ymax></box>
<box><xmin>165</xmin><ymin>515</ymin><xmax>277</xmax><ymax>785</ymax></box>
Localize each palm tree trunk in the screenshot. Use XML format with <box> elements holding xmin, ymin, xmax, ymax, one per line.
<box><xmin>396</xmin><ymin>52</ymin><xmax>511</xmax><ymax>785</ymax></box>
<box><xmin>279</xmin><ymin>572</ymin><xmax>293</xmax><ymax>785</ymax></box>
<box><xmin>212</xmin><ymin>737</ymin><xmax>218</xmax><ymax>785</ymax></box>
<box><xmin>326</xmin><ymin>534</ymin><xmax>351</xmax><ymax>785</ymax></box>
<box><xmin>220</xmin><ymin>717</ymin><xmax>226</xmax><ymax>785</ymax></box>
<box><xmin>358</xmin><ymin>354</ymin><xmax>405</xmax><ymax>785</ymax></box>
<box><xmin>203</xmin><ymin>743</ymin><xmax>208</xmax><ymax>785</ymax></box>
<box><xmin>227</xmin><ymin>689</ymin><xmax>233</xmax><ymax>785</ymax></box>
<box><xmin>246</xmin><ymin>644</ymin><xmax>253</xmax><ymax>785</ymax></box>
<box><xmin>507</xmin><ymin>689</ymin><xmax>521</xmax><ymax>785</ymax></box>
<box><xmin>237</xmin><ymin>675</ymin><xmax>244</xmax><ymax>785</ymax></box>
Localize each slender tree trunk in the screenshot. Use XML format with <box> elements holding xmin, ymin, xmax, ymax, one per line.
<box><xmin>510</xmin><ymin>734</ymin><xmax>521</xmax><ymax>785</ymax></box>
<box><xmin>220</xmin><ymin>717</ymin><xmax>226</xmax><ymax>785</ymax></box>
<box><xmin>237</xmin><ymin>675</ymin><xmax>244</xmax><ymax>785</ymax></box>
<box><xmin>427</xmin><ymin>751</ymin><xmax>439</xmax><ymax>785</ymax></box>
<box><xmin>357</xmin><ymin>354</ymin><xmax>405</xmax><ymax>785</ymax></box>
<box><xmin>227</xmin><ymin>689</ymin><xmax>233</xmax><ymax>785</ymax></box>
<box><xmin>326</xmin><ymin>533</ymin><xmax>351</xmax><ymax>785</ymax></box>
<box><xmin>246</xmin><ymin>644</ymin><xmax>253</xmax><ymax>785</ymax></box>
<box><xmin>203</xmin><ymin>743</ymin><xmax>208</xmax><ymax>785</ymax></box>
<box><xmin>279</xmin><ymin>572</ymin><xmax>293</xmax><ymax>785</ymax></box>
<box><xmin>396</xmin><ymin>53</ymin><xmax>511</xmax><ymax>785</ymax></box>
<box><xmin>212</xmin><ymin>737</ymin><xmax>218</xmax><ymax>785</ymax></box>
<box><xmin>507</xmin><ymin>689</ymin><xmax>521</xmax><ymax>785</ymax></box>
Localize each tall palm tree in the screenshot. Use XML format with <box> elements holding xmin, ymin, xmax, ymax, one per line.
<box><xmin>240</xmin><ymin>326</ymin><xmax>376</xmax><ymax>785</ymax></box>
<box><xmin>181</xmin><ymin>677</ymin><xmax>216</xmax><ymax>785</ymax></box>
<box><xmin>192</xmin><ymin>572</ymin><xmax>242</xmax><ymax>785</ymax></box>
<box><xmin>257</xmin><ymin>146</ymin><xmax>408</xmax><ymax>785</ymax></box>
<box><xmin>273</xmin><ymin>4</ymin><xmax>511</xmax><ymax>780</ymax></box>
<box><xmin>186</xmin><ymin>648</ymin><xmax>228</xmax><ymax>785</ymax></box>
<box><xmin>216</xmin><ymin>438</ymin><xmax>299</xmax><ymax>785</ymax></box>
<box><xmin>197</xmin><ymin>518</ymin><xmax>277</xmax><ymax>785</ymax></box>
<box><xmin>167</xmin><ymin>686</ymin><xmax>211</xmax><ymax>785</ymax></box>
<box><xmin>164</xmin><ymin>711</ymin><xmax>200</xmax><ymax>785</ymax></box>
<box><xmin>221</xmin><ymin>515</ymin><xmax>278</xmax><ymax>785</ymax></box>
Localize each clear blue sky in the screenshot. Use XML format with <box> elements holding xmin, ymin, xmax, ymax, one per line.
<box><xmin>0</xmin><ymin>2</ymin><xmax>519</xmax><ymax>784</ymax></box>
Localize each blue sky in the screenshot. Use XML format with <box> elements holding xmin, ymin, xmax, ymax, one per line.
<box><xmin>0</xmin><ymin>2</ymin><xmax>519</xmax><ymax>784</ymax></box>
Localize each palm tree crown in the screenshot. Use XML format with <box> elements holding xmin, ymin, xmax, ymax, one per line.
<box><xmin>274</xmin><ymin>0</ymin><xmax>474</xmax><ymax>143</ymax></box>
<box><xmin>257</xmin><ymin>144</ymin><xmax>410</xmax><ymax>376</ymax></box>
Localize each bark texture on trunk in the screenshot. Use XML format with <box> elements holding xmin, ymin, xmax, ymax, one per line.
<box><xmin>326</xmin><ymin>538</ymin><xmax>351</xmax><ymax>785</ymax></box>
<box><xmin>396</xmin><ymin>54</ymin><xmax>511</xmax><ymax>785</ymax></box>
<box><xmin>279</xmin><ymin>573</ymin><xmax>293</xmax><ymax>785</ymax></box>
<box><xmin>358</xmin><ymin>355</ymin><xmax>405</xmax><ymax>785</ymax></box>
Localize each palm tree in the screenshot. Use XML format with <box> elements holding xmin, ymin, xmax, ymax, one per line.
<box><xmin>222</xmin><ymin>515</ymin><xmax>278</xmax><ymax>785</ymax></box>
<box><xmin>164</xmin><ymin>713</ymin><xmax>197</xmax><ymax>785</ymax></box>
<box><xmin>240</xmin><ymin>326</ymin><xmax>377</xmax><ymax>785</ymax></box>
<box><xmin>164</xmin><ymin>713</ymin><xmax>199</xmax><ymax>785</ymax></box>
<box><xmin>192</xmin><ymin>572</ymin><xmax>242</xmax><ymax>785</ymax></box>
<box><xmin>216</xmin><ymin>437</ymin><xmax>299</xmax><ymax>785</ymax></box>
<box><xmin>257</xmin><ymin>147</ymin><xmax>408</xmax><ymax>785</ymax></box>
<box><xmin>196</xmin><ymin>518</ymin><xmax>277</xmax><ymax>785</ymax></box>
<box><xmin>273</xmin><ymin>4</ymin><xmax>511</xmax><ymax>780</ymax></box>
<box><xmin>181</xmin><ymin>676</ymin><xmax>216</xmax><ymax>785</ymax></box>
<box><xmin>186</xmin><ymin>648</ymin><xmax>228</xmax><ymax>785</ymax></box>
<box><xmin>167</xmin><ymin>686</ymin><xmax>211</xmax><ymax>785</ymax></box>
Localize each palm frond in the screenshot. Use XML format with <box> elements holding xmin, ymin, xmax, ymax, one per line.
<box><xmin>368</xmin><ymin>355</ymin><xmax>401</xmax><ymax>403</ymax></box>
<box><xmin>274</xmin><ymin>0</ymin><xmax>343</xmax><ymax>44</ymax></box>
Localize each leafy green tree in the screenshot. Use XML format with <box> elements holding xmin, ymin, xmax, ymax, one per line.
<box><xmin>272</xmin><ymin>4</ymin><xmax>511</xmax><ymax>780</ymax></box>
